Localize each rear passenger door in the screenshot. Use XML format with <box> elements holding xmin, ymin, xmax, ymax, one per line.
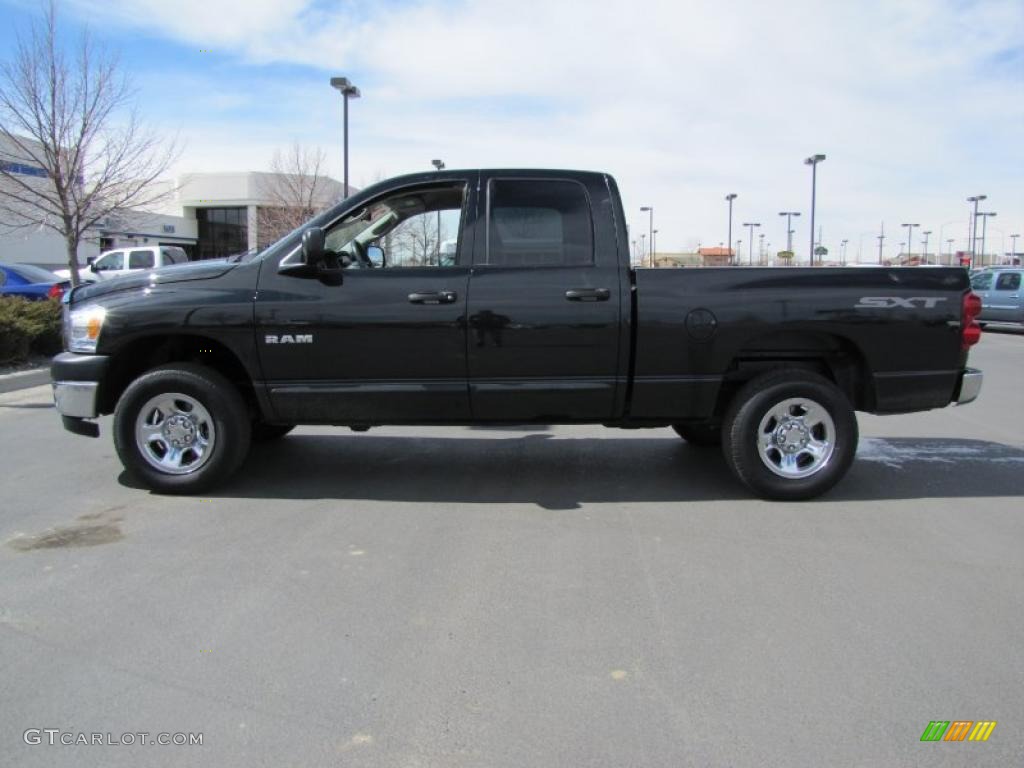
<box><xmin>989</xmin><ymin>270</ymin><xmax>1022</xmax><ymax>323</ymax></box>
<box><xmin>466</xmin><ymin>173</ymin><xmax>624</xmax><ymax>421</ymax></box>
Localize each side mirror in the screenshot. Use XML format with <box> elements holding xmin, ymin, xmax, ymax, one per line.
<box><xmin>301</xmin><ymin>227</ymin><xmax>326</xmax><ymax>265</ymax></box>
<box><xmin>86</xmin><ymin>256</ymin><xmax>96</xmax><ymax>266</ymax></box>
<box><xmin>366</xmin><ymin>245</ymin><xmax>385</xmax><ymax>268</ymax></box>
<box><xmin>89</xmin><ymin>262</ymin><xmax>99</xmax><ymax>273</ymax></box>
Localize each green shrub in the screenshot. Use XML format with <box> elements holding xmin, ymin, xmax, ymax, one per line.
<box><xmin>0</xmin><ymin>296</ymin><xmax>63</xmax><ymax>364</ymax></box>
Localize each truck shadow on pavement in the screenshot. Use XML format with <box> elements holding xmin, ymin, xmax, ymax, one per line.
<box><xmin>126</xmin><ymin>433</ymin><xmax>1024</xmax><ymax>508</ymax></box>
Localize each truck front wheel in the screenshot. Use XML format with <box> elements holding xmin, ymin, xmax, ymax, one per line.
<box><xmin>113</xmin><ymin>363</ymin><xmax>252</xmax><ymax>493</ymax></box>
<box><xmin>722</xmin><ymin>370</ymin><xmax>857</xmax><ymax>501</ymax></box>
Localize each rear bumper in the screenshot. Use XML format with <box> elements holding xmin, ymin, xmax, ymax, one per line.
<box><xmin>954</xmin><ymin>368</ymin><xmax>983</xmax><ymax>405</ymax></box>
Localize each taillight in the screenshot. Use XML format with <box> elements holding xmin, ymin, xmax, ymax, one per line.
<box><xmin>47</xmin><ymin>284</ymin><xmax>64</xmax><ymax>300</ymax></box>
<box><xmin>961</xmin><ymin>292</ymin><xmax>982</xmax><ymax>350</ymax></box>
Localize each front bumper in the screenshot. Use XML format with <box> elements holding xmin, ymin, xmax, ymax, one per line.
<box><xmin>955</xmin><ymin>368</ymin><xmax>983</xmax><ymax>405</ymax></box>
<box><xmin>51</xmin><ymin>352</ymin><xmax>110</xmax><ymax>436</ymax></box>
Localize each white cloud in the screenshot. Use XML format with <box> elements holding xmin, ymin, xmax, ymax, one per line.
<box><xmin>67</xmin><ymin>0</ymin><xmax>1024</xmax><ymax>259</ymax></box>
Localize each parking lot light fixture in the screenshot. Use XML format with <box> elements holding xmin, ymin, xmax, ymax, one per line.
<box><xmin>640</xmin><ymin>207</ymin><xmax>654</xmax><ymax>267</ymax></box>
<box><xmin>1011</xmin><ymin>233</ymin><xmax>1020</xmax><ymax>264</ymax></box>
<box><xmin>804</xmin><ymin>154</ymin><xmax>826</xmax><ymax>265</ymax></box>
<box><xmin>978</xmin><ymin>212</ymin><xmax>996</xmax><ymax>266</ymax></box>
<box><xmin>778</xmin><ymin>211</ymin><xmax>800</xmax><ymax>253</ymax></box>
<box><xmin>901</xmin><ymin>223</ymin><xmax>919</xmax><ymax>262</ymax></box>
<box><xmin>967</xmin><ymin>194</ymin><xmax>987</xmax><ymax>266</ymax></box>
<box><xmin>330</xmin><ymin>76</ymin><xmax>361</xmax><ymax>198</ymax></box>
<box><xmin>921</xmin><ymin>230</ymin><xmax>932</xmax><ymax>262</ymax></box>
<box><xmin>725</xmin><ymin>194</ymin><xmax>738</xmax><ymax>264</ymax></box>
<box><xmin>743</xmin><ymin>222</ymin><xmax>761</xmax><ymax>265</ymax></box>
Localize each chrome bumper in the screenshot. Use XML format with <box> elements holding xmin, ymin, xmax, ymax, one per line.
<box><xmin>52</xmin><ymin>381</ymin><xmax>100</xmax><ymax>418</ymax></box>
<box><xmin>955</xmin><ymin>368</ymin><xmax>983</xmax><ymax>405</ymax></box>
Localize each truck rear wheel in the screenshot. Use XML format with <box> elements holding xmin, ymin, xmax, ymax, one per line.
<box><xmin>671</xmin><ymin>422</ymin><xmax>721</xmax><ymax>446</ymax></box>
<box><xmin>722</xmin><ymin>370</ymin><xmax>857</xmax><ymax>501</ymax></box>
<box><xmin>113</xmin><ymin>363</ymin><xmax>251</xmax><ymax>493</ymax></box>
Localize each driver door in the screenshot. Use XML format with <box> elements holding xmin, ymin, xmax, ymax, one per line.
<box><xmin>255</xmin><ymin>178</ymin><xmax>477</xmax><ymax>424</ymax></box>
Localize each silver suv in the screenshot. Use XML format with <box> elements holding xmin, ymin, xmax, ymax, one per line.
<box><xmin>970</xmin><ymin>267</ymin><xmax>1023</xmax><ymax>326</ymax></box>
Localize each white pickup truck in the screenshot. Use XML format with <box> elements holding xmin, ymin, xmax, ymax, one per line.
<box><xmin>54</xmin><ymin>245</ymin><xmax>190</xmax><ymax>283</ymax></box>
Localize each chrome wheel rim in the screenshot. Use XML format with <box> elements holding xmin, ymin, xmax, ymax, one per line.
<box><xmin>756</xmin><ymin>397</ymin><xmax>835</xmax><ymax>479</ymax></box>
<box><xmin>134</xmin><ymin>392</ymin><xmax>215</xmax><ymax>475</ymax></box>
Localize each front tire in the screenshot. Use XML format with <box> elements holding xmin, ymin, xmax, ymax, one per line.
<box><xmin>113</xmin><ymin>363</ymin><xmax>251</xmax><ymax>493</ymax></box>
<box><xmin>722</xmin><ymin>370</ymin><xmax>857</xmax><ymax>501</ymax></box>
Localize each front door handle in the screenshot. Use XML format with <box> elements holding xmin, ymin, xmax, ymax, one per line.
<box><xmin>565</xmin><ymin>288</ymin><xmax>610</xmax><ymax>302</ymax></box>
<box><xmin>408</xmin><ymin>290</ymin><xmax>457</xmax><ymax>305</ymax></box>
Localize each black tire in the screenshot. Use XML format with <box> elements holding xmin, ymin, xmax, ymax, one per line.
<box><xmin>722</xmin><ymin>369</ymin><xmax>858</xmax><ymax>501</ymax></box>
<box><xmin>113</xmin><ymin>363</ymin><xmax>252</xmax><ymax>493</ymax></box>
<box><xmin>252</xmin><ymin>423</ymin><xmax>295</xmax><ymax>441</ymax></box>
<box><xmin>671</xmin><ymin>422</ymin><xmax>722</xmax><ymax>446</ymax></box>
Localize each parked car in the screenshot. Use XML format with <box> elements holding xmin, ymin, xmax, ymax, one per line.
<box><xmin>970</xmin><ymin>267</ymin><xmax>1023</xmax><ymax>326</ymax></box>
<box><xmin>52</xmin><ymin>245</ymin><xmax>190</xmax><ymax>283</ymax></box>
<box><xmin>51</xmin><ymin>168</ymin><xmax>983</xmax><ymax>501</ymax></box>
<box><xmin>0</xmin><ymin>263</ymin><xmax>69</xmax><ymax>301</ymax></box>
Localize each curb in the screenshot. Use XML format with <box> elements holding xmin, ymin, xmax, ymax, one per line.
<box><xmin>0</xmin><ymin>367</ymin><xmax>49</xmax><ymax>394</ymax></box>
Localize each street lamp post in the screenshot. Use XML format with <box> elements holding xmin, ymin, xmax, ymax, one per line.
<box><xmin>978</xmin><ymin>212</ymin><xmax>996</xmax><ymax>266</ymax></box>
<box><xmin>1011</xmin><ymin>233</ymin><xmax>1020</xmax><ymax>264</ymax></box>
<box><xmin>877</xmin><ymin>222</ymin><xmax>886</xmax><ymax>263</ymax></box>
<box><xmin>778</xmin><ymin>211</ymin><xmax>800</xmax><ymax>254</ymax></box>
<box><xmin>652</xmin><ymin>229</ymin><xmax>658</xmax><ymax>265</ymax></box>
<box><xmin>967</xmin><ymin>194</ymin><xmax>987</xmax><ymax>266</ymax></box>
<box><xmin>758</xmin><ymin>232</ymin><xmax>765</xmax><ymax>264</ymax></box>
<box><xmin>725</xmin><ymin>194</ymin><xmax>738</xmax><ymax>266</ymax></box>
<box><xmin>804</xmin><ymin>154</ymin><xmax>826</xmax><ymax>265</ymax></box>
<box><xmin>840</xmin><ymin>238</ymin><xmax>849</xmax><ymax>265</ymax></box>
<box><xmin>640</xmin><ymin>206</ymin><xmax>654</xmax><ymax>268</ymax></box>
<box><xmin>743</xmin><ymin>222</ymin><xmax>761</xmax><ymax>265</ymax></box>
<box><xmin>640</xmin><ymin>233</ymin><xmax>646</xmax><ymax>264</ymax></box>
<box><xmin>901</xmin><ymin>223</ymin><xmax>919</xmax><ymax>263</ymax></box>
<box><xmin>330</xmin><ymin>77</ymin><xmax>361</xmax><ymax>198</ymax></box>
<box><xmin>736</xmin><ymin>240</ymin><xmax>742</xmax><ymax>264</ymax></box>
<box><xmin>946</xmin><ymin>238</ymin><xmax>955</xmax><ymax>264</ymax></box>
<box><xmin>921</xmin><ymin>230</ymin><xmax>931</xmax><ymax>263</ymax></box>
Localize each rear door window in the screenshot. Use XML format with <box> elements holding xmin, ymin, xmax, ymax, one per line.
<box><xmin>129</xmin><ymin>250</ymin><xmax>155</xmax><ymax>269</ymax></box>
<box><xmin>161</xmin><ymin>247</ymin><xmax>187</xmax><ymax>264</ymax></box>
<box><xmin>994</xmin><ymin>272</ymin><xmax>1020</xmax><ymax>291</ymax></box>
<box><xmin>484</xmin><ymin>179</ymin><xmax>594</xmax><ymax>267</ymax></box>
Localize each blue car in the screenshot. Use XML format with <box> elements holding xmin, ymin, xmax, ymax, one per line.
<box><xmin>0</xmin><ymin>263</ymin><xmax>69</xmax><ymax>301</ymax></box>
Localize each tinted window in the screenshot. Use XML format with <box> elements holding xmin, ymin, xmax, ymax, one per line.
<box><xmin>994</xmin><ymin>272</ymin><xmax>1020</xmax><ymax>291</ymax></box>
<box><xmin>129</xmin><ymin>250</ymin><xmax>155</xmax><ymax>269</ymax></box>
<box><xmin>485</xmin><ymin>179</ymin><xmax>593</xmax><ymax>267</ymax></box>
<box><xmin>970</xmin><ymin>272</ymin><xmax>992</xmax><ymax>290</ymax></box>
<box><xmin>94</xmin><ymin>251</ymin><xmax>124</xmax><ymax>271</ymax></box>
<box><xmin>161</xmin><ymin>247</ymin><xmax>187</xmax><ymax>264</ymax></box>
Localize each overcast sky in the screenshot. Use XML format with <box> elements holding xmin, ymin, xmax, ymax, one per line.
<box><xmin>2</xmin><ymin>0</ymin><xmax>1022</xmax><ymax>261</ymax></box>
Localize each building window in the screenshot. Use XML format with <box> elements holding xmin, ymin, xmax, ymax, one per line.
<box><xmin>196</xmin><ymin>207</ymin><xmax>248</xmax><ymax>260</ymax></box>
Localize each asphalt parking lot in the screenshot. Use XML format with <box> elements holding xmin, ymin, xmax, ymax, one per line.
<box><xmin>1</xmin><ymin>328</ymin><xmax>1021</xmax><ymax>767</ymax></box>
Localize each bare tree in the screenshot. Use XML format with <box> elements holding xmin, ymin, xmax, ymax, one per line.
<box><xmin>0</xmin><ymin>1</ymin><xmax>177</xmax><ymax>285</ymax></box>
<box><xmin>256</xmin><ymin>143</ymin><xmax>339</xmax><ymax>247</ymax></box>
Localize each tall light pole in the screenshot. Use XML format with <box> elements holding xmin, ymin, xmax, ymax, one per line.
<box><xmin>330</xmin><ymin>76</ymin><xmax>361</xmax><ymax>198</ymax></box>
<box><xmin>758</xmin><ymin>232</ymin><xmax>765</xmax><ymax>264</ymax></box>
<box><xmin>431</xmin><ymin>159</ymin><xmax>445</xmax><ymax>264</ymax></box>
<box><xmin>778</xmin><ymin>211</ymin><xmax>800</xmax><ymax>254</ymax></box>
<box><xmin>1011</xmin><ymin>233</ymin><xmax>1020</xmax><ymax>264</ymax></box>
<box><xmin>652</xmin><ymin>229</ymin><xmax>658</xmax><ymax>265</ymax></box>
<box><xmin>725</xmin><ymin>194</ymin><xmax>738</xmax><ymax>265</ymax></box>
<box><xmin>877</xmin><ymin>222</ymin><xmax>886</xmax><ymax>264</ymax></box>
<box><xmin>967</xmin><ymin>194</ymin><xmax>986</xmax><ymax>266</ymax></box>
<box><xmin>946</xmin><ymin>238</ymin><xmax>955</xmax><ymax>264</ymax></box>
<box><xmin>921</xmin><ymin>230</ymin><xmax>932</xmax><ymax>263</ymax></box>
<box><xmin>736</xmin><ymin>240</ymin><xmax>742</xmax><ymax>264</ymax></box>
<box><xmin>640</xmin><ymin>233</ymin><xmax>646</xmax><ymax>264</ymax></box>
<box><xmin>743</xmin><ymin>222</ymin><xmax>760</xmax><ymax>265</ymax></box>
<box><xmin>640</xmin><ymin>206</ymin><xmax>654</xmax><ymax>267</ymax></box>
<box><xmin>840</xmin><ymin>238</ymin><xmax>849</xmax><ymax>265</ymax></box>
<box><xmin>804</xmin><ymin>154</ymin><xmax>826</xmax><ymax>265</ymax></box>
<box><xmin>978</xmin><ymin>212</ymin><xmax>996</xmax><ymax>266</ymax></box>
<box><xmin>901</xmin><ymin>223</ymin><xmax>919</xmax><ymax>262</ymax></box>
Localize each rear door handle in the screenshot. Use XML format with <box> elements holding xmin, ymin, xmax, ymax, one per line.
<box><xmin>565</xmin><ymin>288</ymin><xmax>610</xmax><ymax>302</ymax></box>
<box><xmin>408</xmin><ymin>290</ymin><xmax>457</xmax><ymax>305</ymax></box>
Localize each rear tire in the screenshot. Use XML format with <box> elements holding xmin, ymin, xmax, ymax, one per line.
<box><xmin>671</xmin><ymin>422</ymin><xmax>721</xmax><ymax>446</ymax></box>
<box><xmin>113</xmin><ymin>363</ymin><xmax>251</xmax><ymax>493</ymax></box>
<box><xmin>722</xmin><ymin>370</ymin><xmax>857</xmax><ymax>501</ymax></box>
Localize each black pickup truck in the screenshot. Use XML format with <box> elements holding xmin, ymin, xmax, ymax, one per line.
<box><xmin>51</xmin><ymin>169</ymin><xmax>984</xmax><ymax>499</ymax></box>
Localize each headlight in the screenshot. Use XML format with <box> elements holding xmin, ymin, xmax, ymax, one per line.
<box><xmin>67</xmin><ymin>305</ymin><xmax>107</xmax><ymax>353</ymax></box>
